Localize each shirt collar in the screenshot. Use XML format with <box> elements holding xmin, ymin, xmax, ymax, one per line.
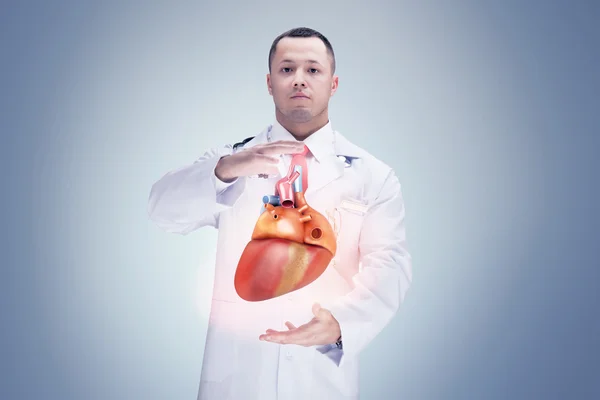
<box><xmin>270</xmin><ymin>119</ymin><xmax>336</xmax><ymax>163</ymax></box>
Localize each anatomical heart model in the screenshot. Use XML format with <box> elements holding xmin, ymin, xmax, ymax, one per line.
<box><xmin>234</xmin><ymin>145</ymin><xmax>337</xmax><ymax>301</ymax></box>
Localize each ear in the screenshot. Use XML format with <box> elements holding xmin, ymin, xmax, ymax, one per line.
<box><xmin>266</xmin><ymin>74</ymin><xmax>272</xmax><ymax>96</ymax></box>
<box><xmin>330</xmin><ymin>75</ymin><xmax>339</xmax><ymax>96</ymax></box>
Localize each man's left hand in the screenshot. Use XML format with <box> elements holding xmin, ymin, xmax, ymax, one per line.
<box><xmin>259</xmin><ymin>303</ymin><xmax>341</xmax><ymax>346</ymax></box>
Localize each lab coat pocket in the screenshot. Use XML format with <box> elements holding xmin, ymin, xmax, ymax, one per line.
<box><xmin>338</xmin><ymin>198</ymin><xmax>368</xmax><ymax>217</ymax></box>
<box><xmin>326</xmin><ymin>200</ymin><xmax>367</xmax><ymax>287</ymax></box>
<box><xmin>335</xmin><ymin>198</ymin><xmax>367</xmax><ymax>254</ymax></box>
<box><xmin>200</xmin><ymin>300</ymin><xmax>238</xmax><ymax>383</ymax></box>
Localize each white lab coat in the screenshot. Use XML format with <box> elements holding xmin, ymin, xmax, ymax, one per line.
<box><xmin>148</xmin><ymin>121</ymin><xmax>412</xmax><ymax>400</ymax></box>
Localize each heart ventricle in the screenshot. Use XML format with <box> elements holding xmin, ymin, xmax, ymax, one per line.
<box><xmin>234</xmin><ymin>159</ymin><xmax>337</xmax><ymax>301</ymax></box>
<box><xmin>234</xmin><ymin>238</ymin><xmax>333</xmax><ymax>302</ymax></box>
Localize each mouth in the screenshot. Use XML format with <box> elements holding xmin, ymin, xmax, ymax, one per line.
<box><xmin>291</xmin><ymin>93</ymin><xmax>310</xmax><ymax>99</ymax></box>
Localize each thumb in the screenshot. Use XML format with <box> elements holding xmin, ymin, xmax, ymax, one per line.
<box><xmin>312</xmin><ymin>302</ymin><xmax>327</xmax><ymax>318</ymax></box>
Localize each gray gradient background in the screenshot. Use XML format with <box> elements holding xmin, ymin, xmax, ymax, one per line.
<box><xmin>1</xmin><ymin>1</ymin><xmax>598</xmax><ymax>399</ymax></box>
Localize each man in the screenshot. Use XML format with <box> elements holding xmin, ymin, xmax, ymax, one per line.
<box><xmin>148</xmin><ymin>27</ymin><xmax>412</xmax><ymax>400</ymax></box>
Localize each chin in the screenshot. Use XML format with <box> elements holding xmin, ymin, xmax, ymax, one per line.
<box><xmin>286</xmin><ymin>109</ymin><xmax>313</xmax><ymax>123</ymax></box>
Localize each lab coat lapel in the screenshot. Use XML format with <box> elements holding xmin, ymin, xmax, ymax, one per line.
<box><xmin>305</xmin><ymin>131</ymin><xmax>363</xmax><ymax>196</ymax></box>
<box><xmin>305</xmin><ymin>154</ymin><xmax>345</xmax><ymax>196</ymax></box>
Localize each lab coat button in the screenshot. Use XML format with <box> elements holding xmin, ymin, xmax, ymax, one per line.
<box><xmin>286</xmin><ymin>351</ymin><xmax>293</xmax><ymax>360</ymax></box>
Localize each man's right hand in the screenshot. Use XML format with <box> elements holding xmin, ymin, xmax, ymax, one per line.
<box><xmin>215</xmin><ymin>140</ymin><xmax>305</xmax><ymax>183</ymax></box>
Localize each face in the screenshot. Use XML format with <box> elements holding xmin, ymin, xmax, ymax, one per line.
<box><xmin>267</xmin><ymin>37</ymin><xmax>338</xmax><ymax>125</ymax></box>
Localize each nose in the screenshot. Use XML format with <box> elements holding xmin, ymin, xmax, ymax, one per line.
<box><xmin>293</xmin><ymin>71</ymin><xmax>307</xmax><ymax>87</ymax></box>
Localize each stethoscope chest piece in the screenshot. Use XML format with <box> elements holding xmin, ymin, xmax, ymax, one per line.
<box><xmin>337</xmin><ymin>155</ymin><xmax>358</xmax><ymax>168</ymax></box>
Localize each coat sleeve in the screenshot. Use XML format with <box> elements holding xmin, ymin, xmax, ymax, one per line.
<box><xmin>147</xmin><ymin>144</ymin><xmax>246</xmax><ymax>235</ymax></box>
<box><xmin>317</xmin><ymin>169</ymin><xmax>413</xmax><ymax>367</ymax></box>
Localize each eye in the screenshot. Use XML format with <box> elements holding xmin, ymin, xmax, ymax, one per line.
<box><xmin>309</xmin><ymin>68</ymin><xmax>318</xmax><ymax>74</ymax></box>
<box><xmin>281</xmin><ymin>67</ymin><xmax>292</xmax><ymax>73</ymax></box>
<box><xmin>273</xmin><ymin>214</ymin><xmax>279</xmax><ymax>219</ymax></box>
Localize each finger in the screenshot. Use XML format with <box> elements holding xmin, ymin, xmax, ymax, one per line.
<box><xmin>260</xmin><ymin>327</ymin><xmax>305</xmax><ymax>343</ymax></box>
<box><xmin>282</xmin><ymin>319</ymin><xmax>335</xmax><ymax>346</ymax></box>
<box><xmin>247</xmin><ymin>140</ymin><xmax>304</xmax><ymax>155</ymax></box>
<box><xmin>271</xmin><ymin>140</ymin><xmax>305</xmax><ymax>146</ymax></box>
<box><xmin>256</xmin><ymin>144</ymin><xmax>305</xmax><ymax>156</ymax></box>
<box><xmin>248</xmin><ymin>155</ymin><xmax>280</xmax><ymax>176</ymax></box>
<box><xmin>266</xmin><ymin>329</ymin><xmax>323</xmax><ymax>346</ymax></box>
<box><xmin>261</xmin><ymin>327</ymin><xmax>289</xmax><ymax>334</ymax></box>
<box><xmin>260</xmin><ymin>140</ymin><xmax>305</xmax><ymax>149</ymax></box>
<box><xmin>262</xmin><ymin>320</ymin><xmax>321</xmax><ymax>344</ymax></box>
<box><xmin>253</xmin><ymin>154</ymin><xmax>280</xmax><ymax>164</ymax></box>
<box><xmin>260</xmin><ymin>331</ymin><xmax>279</xmax><ymax>341</ymax></box>
<box><xmin>259</xmin><ymin>327</ymin><xmax>290</xmax><ymax>340</ymax></box>
<box><xmin>259</xmin><ymin>324</ymin><xmax>297</xmax><ymax>341</ymax></box>
<box><xmin>285</xmin><ymin>321</ymin><xmax>296</xmax><ymax>330</ymax></box>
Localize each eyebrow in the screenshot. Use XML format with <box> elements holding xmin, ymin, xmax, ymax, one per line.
<box><xmin>279</xmin><ymin>59</ymin><xmax>323</xmax><ymax>66</ymax></box>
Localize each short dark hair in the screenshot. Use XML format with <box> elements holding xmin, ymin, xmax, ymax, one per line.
<box><xmin>268</xmin><ymin>27</ymin><xmax>336</xmax><ymax>73</ymax></box>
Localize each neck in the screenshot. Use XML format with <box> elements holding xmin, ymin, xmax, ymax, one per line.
<box><xmin>275</xmin><ymin>110</ymin><xmax>329</xmax><ymax>141</ymax></box>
